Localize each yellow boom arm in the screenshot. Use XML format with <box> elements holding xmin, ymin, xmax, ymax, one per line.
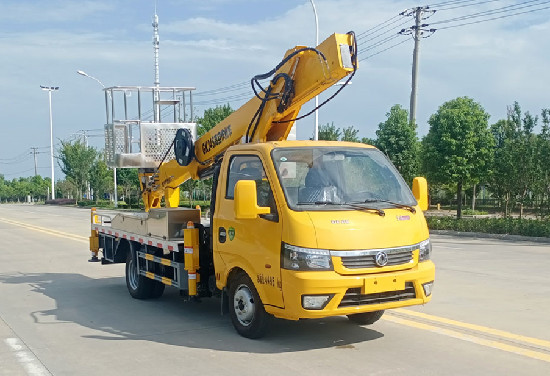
<box><xmin>140</xmin><ymin>32</ymin><xmax>357</xmax><ymax>211</ymax></box>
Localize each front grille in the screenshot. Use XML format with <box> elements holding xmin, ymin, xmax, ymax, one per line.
<box><xmin>338</xmin><ymin>282</ymin><xmax>416</xmax><ymax>307</ymax></box>
<box><xmin>338</xmin><ymin>247</ymin><xmax>414</xmax><ymax>269</ymax></box>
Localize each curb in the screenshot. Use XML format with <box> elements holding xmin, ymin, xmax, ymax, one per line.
<box><xmin>430</xmin><ymin>230</ymin><xmax>550</xmax><ymax>244</ymax></box>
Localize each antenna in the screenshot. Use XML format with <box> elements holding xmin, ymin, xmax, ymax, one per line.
<box><xmin>153</xmin><ymin>1</ymin><xmax>160</xmax><ymax>121</ymax></box>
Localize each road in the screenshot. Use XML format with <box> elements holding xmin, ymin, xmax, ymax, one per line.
<box><xmin>0</xmin><ymin>204</ymin><xmax>549</xmax><ymax>375</ymax></box>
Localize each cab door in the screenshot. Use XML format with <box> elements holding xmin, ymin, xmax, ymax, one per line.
<box><xmin>214</xmin><ymin>152</ymin><xmax>284</xmax><ymax>308</ymax></box>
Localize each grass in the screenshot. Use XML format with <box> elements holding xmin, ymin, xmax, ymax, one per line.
<box><xmin>427</xmin><ymin>216</ymin><xmax>550</xmax><ymax>238</ymax></box>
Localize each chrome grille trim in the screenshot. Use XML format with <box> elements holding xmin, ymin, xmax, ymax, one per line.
<box><xmin>330</xmin><ymin>244</ymin><xmax>417</xmax><ymax>257</ymax></box>
<box><xmin>332</xmin><ymin>244</ymin><xmax>418</xmax><ymax>269</ymax></box>
<box><xmin>338</xmin><ymin>282</ymin><xmax>416</xmax><ymax>307</ymax></box>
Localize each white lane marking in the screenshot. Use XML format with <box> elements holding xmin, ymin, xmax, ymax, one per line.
<box><xmin>4</xmin><ymin>338</ymin><xmax>52</xmax><ymax>376</ymax></box>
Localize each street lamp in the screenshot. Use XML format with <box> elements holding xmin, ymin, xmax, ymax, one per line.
<box><xmin>40</xmin><ymin>85</ymin><xmax>59</xmax><ymax>200</ymax></box>
<box><xmin>77</xmin><ymin>70</ymin><xmax>118</xmax><ymax>208</ymax></box>
<box><xmin>309</xmin><ymin>0</ymin><xmax>319</xmax><ymax>140</ymax></box>
<box><xmin>77</xmin><ymin>70</ymin><xmax>107</xmax><ymax>90</ymax></box>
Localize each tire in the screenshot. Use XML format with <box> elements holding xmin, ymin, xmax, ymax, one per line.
<box><xmin>228</xmin><ymin>272</ymin><xmax>270</xmax><ymax>339</ymax></box>
<box><xmin>125</xmin><ymin>250</ymin><xmax>159</xmax><ymax>299</ymax></box>
<box><xmin>150</xmin><ymin>281</ymin><xmax>166</xmax><ymax>299</ymax></box>
<box><xmin>347</xmin><ymin>310</ymin><xmax>385</xmax><ymax>325</ymax></box>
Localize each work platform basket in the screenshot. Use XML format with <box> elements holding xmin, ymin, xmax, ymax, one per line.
<box><xmin>103</xmin><ymin>86</ymin><xmax>197</xmax><ymax>169</ymax></box>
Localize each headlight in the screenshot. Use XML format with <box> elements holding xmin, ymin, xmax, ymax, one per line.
<box><xmin>418</xmin><ymin>238</ymin><xmax>432</xmax><ymax>262</ymax></box>
<box><xmin>282</xmin><ymin>244</ymin><xmax>333</xmax><ymax>271</ymax></box>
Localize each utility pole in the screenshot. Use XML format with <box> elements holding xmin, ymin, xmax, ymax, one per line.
<box><xmin>409</xmin><ymin>7</ymin><xmax>422</xmax><ymax>126</ymax></box>
<box><xmin>399</xmin><ymin>7</ymin><xmax>436</xmax><ymax>126</ymax></box>
<box><xmin>30</xmin><ymin>147</ymin><xmax>39</xmax><ymax>176</ymax></box>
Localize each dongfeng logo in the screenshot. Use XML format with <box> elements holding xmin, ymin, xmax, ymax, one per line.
<box><xmin>375</xmin><ymin>251</ymin><xmax>388</xmax><ymax>267</ymax></box>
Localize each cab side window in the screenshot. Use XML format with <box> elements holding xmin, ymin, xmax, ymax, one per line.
<box><xmin>226</xmin><ymin>155</ymin><xmax>277</xmax><ymax>215</ymax></box>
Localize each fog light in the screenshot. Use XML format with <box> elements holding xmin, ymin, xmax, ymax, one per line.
<box><xmin>302</xmin><ymin>295</ymin><xmax>332</xmax><ymax>310</ymax></box>
<box><xmin>422</xmin><ymin>281</ymin><xmax>434</xmax><ymax>297</ymax></box>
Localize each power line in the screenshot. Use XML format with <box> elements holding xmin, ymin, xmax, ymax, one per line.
<box><xmin>356</xmin><ymin>16</ymin><xmax>409</xmax><ymax>42</ymax></box>
<box><xmin>0</xmin><ymin>166</ymin><xmax>51</xmax><ymax>178</ymax></box>
<box><xmin>356</xmin><ymin>14</ymin><xmax>404</xmax><ymax>38</ymax></box>
<box><xmin>0</xmin><ymin>155</ymin><xmax>32</xmax><ymax>165</ymax></box>
<box><xmin>434</xmin><ymin>0</ymin><xmax>503</xmax><ymax>11</ymax></box>
<box><xmin>430</xmin><ymin>0</ymin><xmax>550</xmax><ymax>25</ymax></box>
<box><xmin>356</xmin><ymin>18</ymin><xmax>411</xmax><ymax>46</ymax></box>
<box><xmin>358</xmin><ymin>38</ymin><xmax>410</xmax><ymax>62</ymax></box>
<box><xmin>194</xmin><ymin>81</ymin><xmax>250</xmax><ymax>96</ymax></box>
<box><xmin>177</xmin><ymin>0</ymin><xmax>550</xmax><ymax>111</ymax></box>
<box><xmin>0</xmin><ymin>150</ymin><xmax>31</xmax><ymax>162</ymax></box>
<box><xmin>435</xmin><ymin>4</ymin><xmax>550</xmax><ymax>29</ymax></box>
<box><xmin>358</xmin><ymin>34</ymin><xmax>402</xmax><ymax>54</ymax></box>
<box><xmin>428</xmin><ymin>0</ymin><xmax>484</xmax><ymax>7</ymax></box>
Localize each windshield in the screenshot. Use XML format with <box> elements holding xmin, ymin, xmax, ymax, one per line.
<box><xmin>271</xmin><ymin>147</ymin><xmax>416</xmax><ymax>211</ymax></box>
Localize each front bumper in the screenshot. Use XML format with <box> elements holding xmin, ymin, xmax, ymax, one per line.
<box><xmin>265</xmin><ymin>261</ymin><xmax>435</xmax><ymax>320</ymax></box>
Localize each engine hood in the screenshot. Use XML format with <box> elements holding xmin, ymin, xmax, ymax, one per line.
<box><xmin>283</xmin><ymin>207</ymin><xmax>429</xmax><ymax>250</ymax></box>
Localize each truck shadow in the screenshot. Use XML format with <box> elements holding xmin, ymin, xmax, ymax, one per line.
<box><xmin>0</xmin><ymin>272</ymin><xmax>383</xmax><ymax>353</ymax></box>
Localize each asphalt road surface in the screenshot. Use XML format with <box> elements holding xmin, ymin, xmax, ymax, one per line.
<box><xmin>1</xmin><ymin>204</ymin><xmax>549</xmax><ymax>376</ymax></box>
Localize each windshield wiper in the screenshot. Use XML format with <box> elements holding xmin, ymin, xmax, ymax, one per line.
<box><xmin>342</xmin><ymin>202</ymin><xmax>386</xmax><ymax>216</ymax></box>
<box><xmin>361</xmin><ymin>199</ymin><xmax>416</xmax><ymax>213</ymax></box>
<box><xmin>296</xmin><ymin>200</ymin><xmax>342</xmax><ymax>205</ymax></box>
<box><xmin>297</xmin><ymin>201</ymin><xmax>385</xmax><ymax>216</ymax></box>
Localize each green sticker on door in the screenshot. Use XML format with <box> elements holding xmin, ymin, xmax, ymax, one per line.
<box><xmin>228</xmin><ymin>227</ymin><xmax>235</xmax><ymax>241</ymax></box>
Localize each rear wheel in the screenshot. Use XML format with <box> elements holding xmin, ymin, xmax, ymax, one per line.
<box><xmin>150</xmin><ymin>281</ymin><xmax>166</xmax><ymax>299</ymax></box>
<box><xmin>347</xmin><ymin>310</ymin><xmax>384</xmax><ymax>325</ymax></box>
<box><xmin>229</xmin><ymin>272</ymin><xmax>270</xmax><ymax>339</ymax></box>
<box><xmin>125</xmin><ymin>250</ymin><xmax>164</xmax><ymax>299</ymax></box>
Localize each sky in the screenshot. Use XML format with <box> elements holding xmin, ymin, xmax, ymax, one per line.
<box><xmin>1</xmin><ymin>0</ymin><xmax>549</xmax><ymax>180</ymax></box>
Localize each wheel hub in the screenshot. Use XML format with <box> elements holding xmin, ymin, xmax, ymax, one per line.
<box><xmin>128</xmin><ymin>258</ymin><xmax>138</xmax><ymax>290</ymax></box>
<box><xmin>234</xmin><ymin>284</ymin><xmax>255</xmax><ymax>326</ymax></box>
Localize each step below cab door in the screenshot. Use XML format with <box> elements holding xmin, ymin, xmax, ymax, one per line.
<box><xmin>214</xmin><ymin>152</ymin><xmax>284</xmax><ymax>308</ymax></box>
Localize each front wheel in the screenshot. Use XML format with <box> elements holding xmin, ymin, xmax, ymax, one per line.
<box><xmin>347</xmin><ymin>310</ymin><xmax>384</xmax><ymax>325</ymax></box>
<box><xmin>229</xmin><ymin>272</ymin><xmax>270</xmax><ymax>339</ymax></box>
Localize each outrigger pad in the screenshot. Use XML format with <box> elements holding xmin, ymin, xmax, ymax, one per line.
<box><xmin>174</xmin><ymin>128</ymin><xmax>195</xmax><ymax>166</ymax></box>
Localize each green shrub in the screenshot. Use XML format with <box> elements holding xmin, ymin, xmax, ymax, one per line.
<box><xmin>426</xmin><ymin>217</ymin><xmax>550</xmax><ymax>238</ymax></box>
<box><xmin>77</xmin><ymin>199</ymin><xmax>113</xmax><ymax>208</ymax></box>
<box><xmin>461</xmin><ymin>209</ymin><xmax>488</xmax><ymax>215</ymax></box>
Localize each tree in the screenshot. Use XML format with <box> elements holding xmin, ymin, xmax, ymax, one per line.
<box><xmin>490</xmin><ymin>119</ymin><xmax>515</xmax><ymax>214</ymax></box>
<box><xmin>89</xmin><ymin>158</ymin><xmax>113</xmax><ymax>203</ymax></box>
<box><xmin>56</xmin><ymin>179</ymin><xmax>77</xmax><ymax>199</ymax></box>
<box><xmin>537</xmin><ymin>108</ymin><xmax>550</xmax><ymax>216</ymax></box>
<box><xmin>361</xmin><ymin>137</ymin><xmax>376</xmax><ymax>145</ymax></box>
<box><xmin>318</xmin><ymin>122</ymin><xmax>341</xmax><ymax>141</ymax></box>
<box><xmin>28</xmin><ymin>175</ymin><xmax>49</xmax><ymax>201</ymax></box>
<box><xmin>117</xmin><ymin>168</ymin><xmax>139</xmax><ymax>206</ymax></box>
<box><xmin>375</xmin><ymin>104</ymin><xmax>419</xmax><ymax>184</ymax></box>
<box><xmin>58</xmin><ymin>140</ymin><xmax>97</xmax><ymax>200</ymax></box>
<box><xmin>490</xmin><ymin>102</ymin><xmax>540</xmax><ymax>217</ymax></box>
<box><xmin>196</xmin><ymin>104</ymin><xmax>234</xmax><ymax>137</ymax></box>
<box><xmin>341</xmin><ymin>126</ymin><xmax>360</xmax><ymax>142</ymax></box>
<box><xmin>509</xmin><ymin>104</ymin><xmax>538</xmax><ymax>218</ymax></box>
<box><xmin>422</xmin><ymin>97</ymin><xmax>494</xmax><ymax>218</ymax></box>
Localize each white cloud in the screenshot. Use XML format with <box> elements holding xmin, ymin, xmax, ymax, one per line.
<box><xmin>0</xmin><ymin>1</ymin><xmax>114</xmax><ymax>23</ymax></box>
<box><xmin>1</xmin><ymin>0</ymin><xmax>550</xmax><ymax>178</ymax></box>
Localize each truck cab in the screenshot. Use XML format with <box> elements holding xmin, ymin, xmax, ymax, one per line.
<box><xmin>213</xmin><ymin>141</ymin><xmax>434</xmax><ymax>337</ymax></box>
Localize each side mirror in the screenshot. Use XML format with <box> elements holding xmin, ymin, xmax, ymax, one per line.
<box><xmin>412</xmin><ymin>177</ymin><xmax>428</xmax><ymax>211</ymax></box>
<box><xmin>234</xmin><ymin>180</ymin><xmax>270</xmax><ymax>219</ymax></box>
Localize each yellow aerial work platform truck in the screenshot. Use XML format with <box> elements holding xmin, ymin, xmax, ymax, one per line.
<box><xmin>89</xmin><ymin>32</ymin><xmax>435</xmax><ymax>338</ymax></box>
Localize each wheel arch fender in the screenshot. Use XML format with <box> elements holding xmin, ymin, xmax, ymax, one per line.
<box><xmin>115</xmin><ymin>238</ymin><xmax>139</xmax><ymax>264</ymax></box>
<box><xmin>223</xmin><ymin>261</ymin><xmax>269</xmax><ymax>305</ymax></box>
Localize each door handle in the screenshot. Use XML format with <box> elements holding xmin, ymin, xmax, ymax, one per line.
<box><xmin>218</xmin><ymin>227</ymin><xmax>227</xmax><ymax>243</ymax></box>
